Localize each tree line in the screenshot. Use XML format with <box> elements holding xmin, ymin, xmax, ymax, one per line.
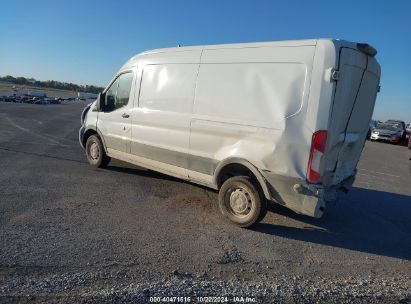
<box><xmin>0</xmin><ymin>75</ymin><xmax>104</xmax><ymax>94</ymax></box>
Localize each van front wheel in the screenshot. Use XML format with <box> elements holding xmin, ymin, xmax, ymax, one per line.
<box><xmin>218</xmin><ymin>176</ymin><xmax>267</xmax><ymax>228</ymax></box>
<box><xmin>85</xmin><ymin>135</ymin><xmax>110</xmax><ymax>168</ymax></box>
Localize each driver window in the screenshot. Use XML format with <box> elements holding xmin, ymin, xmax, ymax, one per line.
<box><xmin>116</xmin><ymin>73</ymin><xmax>133</xmax><ymax>109</ymax></box>
<box><xmin>104</xmin><ymin>77</ymin><xmax>119</xmax><ymax>112</ymax></box>
<box><xmin>104</xmin><ymin>72</ymin><xmax>133</xmax><ymax>112</ymax></box>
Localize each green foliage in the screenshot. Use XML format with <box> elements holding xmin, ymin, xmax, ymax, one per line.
<box><xmin>0</xmin><ymin>75</ymin><xmax>104</xmax><ymax>94</ymax></box>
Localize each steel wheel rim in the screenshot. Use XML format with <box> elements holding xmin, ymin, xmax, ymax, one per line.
<box><xmin>89</xmin><ymin>142</ymin><xmax>100</xmax><ymax>160</ymax></box>
<box><xmin>228</xmin><ymin>187</ymin><xmax>253</xmax><ymax>217</ymax></box>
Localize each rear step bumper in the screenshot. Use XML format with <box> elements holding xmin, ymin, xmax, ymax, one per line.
<box><xmin>262</xmin><ymin>172</ymin><xmax>356</xmax><ymax>218</ymax></box>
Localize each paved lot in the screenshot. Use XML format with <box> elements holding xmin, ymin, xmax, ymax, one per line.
<box><xmin>0</xmin><ymin>101</ymin><xmax>410</xmax><ymax>303</ymax></box>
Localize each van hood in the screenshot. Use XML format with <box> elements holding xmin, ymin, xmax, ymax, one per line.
<box><xmin>80</xmin><ymin>102</ymin><xmax>94</xmax><ymax>125</ymax></box>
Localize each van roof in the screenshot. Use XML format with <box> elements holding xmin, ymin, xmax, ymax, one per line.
<box><xmin>130</xmin><ymin>38</ymin><xmax>356</xmax><ymax>59</ymax></box>
<box><xmin>139</xmin><ymin>38</ymin><xmax>320</xmax><ymax>55</ymax></box>
<box><xmin>118</xmin><ymin>38</ymin><xmax>362</xmax><ymax>74</ymax></box>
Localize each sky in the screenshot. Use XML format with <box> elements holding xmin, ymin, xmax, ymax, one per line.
<box><xmin>0</xmin><ymin>0</ymin><xmax>410</xmax><ymax>122</ymax></box>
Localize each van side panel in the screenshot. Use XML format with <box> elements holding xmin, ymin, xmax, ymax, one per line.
<box><xmin>189</xmin><ymin>46</ymin><xmax>315</xmax><ymax>181</ymax></box>
<box><xmin>304</xmin><ymin>40</ymin><xmax>338</xmax><ymax>133</ymax></box>
<box><xmin>193</xmin><ymin>63</ymin><xmax>306</xmax><ymax>128</ymax></box>
<box><xmin>130</xmin><ymin>60</ymin><xmax>200</xmax><ymax>177</ymax></box>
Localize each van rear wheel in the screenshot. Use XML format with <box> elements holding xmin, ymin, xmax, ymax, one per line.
<box><xmin>85</xmin><ymin>135</ymin><xmax>110</xmax><ymax>168</ymax></box>
<box><xmin>218</xmin><ymin>176</ymin><xmax>267</xmax><ymax>228</ymax></box>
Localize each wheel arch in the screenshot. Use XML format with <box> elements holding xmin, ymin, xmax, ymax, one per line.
<box><xmin>214</xmin><ymin>158</ymin><xmax>271</xmax><ymax>200</ymax></box>
<box><xmin>82</xmin><ymin>127</ymin><xmax>108</xmax><ymax>153</ymax></box>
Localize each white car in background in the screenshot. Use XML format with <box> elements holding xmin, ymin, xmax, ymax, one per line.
<box><xmin>371</xmin><ymin>123</ymin><xmax>403</xmax><ymax>144</ymax></box>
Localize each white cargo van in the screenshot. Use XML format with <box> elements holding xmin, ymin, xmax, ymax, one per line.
<box><xmin>79</xmin><ymin>39</ymin><xmax>380</xmax><ymax>227</ymax></box>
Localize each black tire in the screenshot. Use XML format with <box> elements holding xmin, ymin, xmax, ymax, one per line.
<box><xmin>218</xmin><ymin>176</ymin><xmax>267</xmax><ymax>228</ymax></box>
<box><xmin>85</xmin><ymin>135</ymin><xmax>110</xmax><ymax>168</ymax></box>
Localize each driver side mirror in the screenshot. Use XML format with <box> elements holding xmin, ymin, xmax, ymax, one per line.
<box><xmin>97</xmin><ymin>92</ymin><xmax>105</xmax><ymax>111</ymax></box>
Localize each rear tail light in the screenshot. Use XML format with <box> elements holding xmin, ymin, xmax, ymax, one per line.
<box><xmin>307</xmin><ymin>130</ymin><xmax>328</xmax><ymax>184</ymax></box>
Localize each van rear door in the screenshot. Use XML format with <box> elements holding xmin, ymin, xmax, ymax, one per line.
<box><xmin>323</xmin><ymin>47</ymin><xmax>380</xmax><ymax>186</ymax></box>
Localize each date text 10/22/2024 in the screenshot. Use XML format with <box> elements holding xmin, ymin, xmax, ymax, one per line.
<box><xmin>149</xmin><ymin>296</ymin><xmax>257</xmax><ymax>303</ymax></box>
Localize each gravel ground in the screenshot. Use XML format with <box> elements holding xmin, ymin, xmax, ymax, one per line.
<box><xmin>1</xmin><ymin>269</ymin><xmax>410</xmax><ymax>303</ymax></box>
<box><xmin>0</xmin><ymin>101</ymin><xmax>410</xmax><ymax>303</ymax></box>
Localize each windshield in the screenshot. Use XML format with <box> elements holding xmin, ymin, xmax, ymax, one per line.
<box><xmin>376</xmin><ymin>123</ymin><xmax>401</xmax><ymax>131</ymax></box>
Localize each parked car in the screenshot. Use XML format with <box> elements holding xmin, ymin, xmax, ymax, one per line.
<box><xmin>367</xmin><ymin>120</ymin><xmax>378</xmax><ymax>139</ymax></box>
<box><xmin>385</xmin><ymin>119</ymin><xmax>407</xmax><ymax>141</ymax></box>
<box><xmin>50</xmin><ymin>98</ymin><xmax>61</xmax><ymax>104</ymax></box>
<box><xmin>406</xmin><ymin>123</ymin><xmax>411</xmax><ymax>138</ymax></box>
<box><xmin>12</xmin><ymin>97</ymin><xmax>22</xmax><ymax>103</ymax></box>
<box><xmin>24</xmin><ymin>97</ymin><xmax>37</xmax><ymax>104</ymax></box>
<box><xmin>370</xmin><ymin>123</ymin><xmax>404</xmax><ymax>144</ymax></box>
<box><xmin>408</xmin><ymin>135</ymin><xmax>411</xmax><ymax>149</ymax></box>
<box><xmin>34</xmin><ymin>99</ymin><xmax>50</xmax><ymax>105</ymax></box>
<box><xmin>5</xmin><ymin>96</ymin><xmax>15</xmax><ymax>102</ymax></box>
<box><xmin>79</xmin><ymin>39</ymin><xmax>380</xmax><ymax>227</ymax></box>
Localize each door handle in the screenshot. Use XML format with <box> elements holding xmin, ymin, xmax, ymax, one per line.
<box><xmin>122</xmin><ymin>113</ymin><xmax>130</xmax><ymax>118</ymax></box>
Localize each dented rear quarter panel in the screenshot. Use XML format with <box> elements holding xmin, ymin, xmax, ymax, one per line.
<box><xmin>189</xmin><ymin>42</ymin><xmax>327</xmax><ymax>181</ymax></box>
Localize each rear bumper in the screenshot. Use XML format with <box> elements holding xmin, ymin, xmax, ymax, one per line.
<box><xmin>262</xmin><ymin>172</ymin><xmax>355</xmax><ymax>218</ymax></box>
